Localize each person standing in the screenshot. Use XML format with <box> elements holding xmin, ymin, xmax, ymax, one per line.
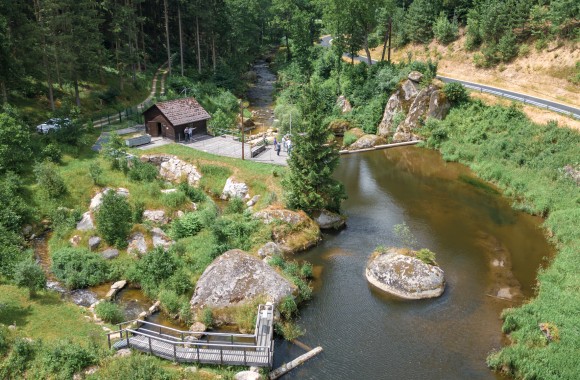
<box><xmin>287</xmin><ymin>138</ymin><xmax>292</xmax><ymax>156</ymax></box>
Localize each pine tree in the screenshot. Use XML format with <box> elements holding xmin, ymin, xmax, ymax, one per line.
<box><xmin>283</xmin><ymin>85</ymin><xmax>346</xmax><ymax>214</ymax></box>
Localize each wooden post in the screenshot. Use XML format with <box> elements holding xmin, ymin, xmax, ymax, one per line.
<box><xmin>243</xmin><ymin>347</ymin><xmax>247</xmax><ymax>365</ymax></box>
<box><xmin>125</xmin><ymin>331</ymin><xmax>129</xmax><ymax>348</ymax></box>
<box><xmin>107</xmin><ymin>334</ymin><xmax>111</xmax><ymax>349</ymax></box>
<box><xmin>196</xmin><ymin>345</ymin><xmax>200</xmax><ymax>361</ymax></box>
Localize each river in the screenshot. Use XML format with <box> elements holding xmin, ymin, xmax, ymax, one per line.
<box><xmin>273</xmin><ymin>147</ymin><xmax>552</xmax><ymax>379</ymax></box>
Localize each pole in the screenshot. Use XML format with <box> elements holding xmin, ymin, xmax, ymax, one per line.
<box><xmin>387</xmin><ymin>18</ymin><xmax>392</xmax><ymax>63</ymax></box>
<box><xmin>241</xmin><ymin>102</ymin><xmax>245</xmax><ymax>160</ymax></box>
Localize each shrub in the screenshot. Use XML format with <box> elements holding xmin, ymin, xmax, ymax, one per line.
<box><xmin>497</xmin><ymin>31</ymin><xmax>518</xmax><ymax>62</ymax></box>
<box><xmin>443</xmin><ymin>82</ymin><xmax>469</xmax><ymax>105</ymax></box>
<box><xmin>132</xmin><ymin>201</ymin><xmax>144</xmax><ymax>223</ymax></box>
<box><xmin>177</xmin><ymin>182</ymin><xmax>206</xmax><ymax>203</ymax></box>
<box><xmin>160</xmin><ymin>190</ymin><xmax>188</xmax><ymax>209</ymax></box>
<box><xmin>0</xmin><ymin>325</ymin><xmax>10</xmax><ymax>357</ymax></box>
<box><xmin>415</xmin><ymin>248</ymin><xmax>437</xmax><ymax>266</ymax></box>
<box><xmin>225</xmin><ymin>197</ymin><xmax>245</xmax><ymax>214</ymax></box>
<box><xmin>518</xmin><ymin>44</ymin><xmax>530</xmax><ymax>57</ymax></box>
<box><xmin>13</xmin><ymin>260</ymin><xmax>46</xmax><ymax>298</ymax></box>
<box><xmin>200</xmin><ymin>307</ymin><xmax>214</xmax><ymax>328</ymax></box>
<box><xmin>0</xmin><ymin>338</ymin><xmax>37</xmax><ymax>378</ymax></box>
<box><xmin>279</xmin><ymin>296</ymin><xmax>298</xmax><ymax>319</ymax></box>
<box><xmin>275</xmin><ymin>321</ymin><xmax>304</xmax><ymax>341</ymax></box>
<box><xmin>42</xmin><ymin>144</ymin><xmax>62</xmax><ymax>163</ymax></box>
<box><xmin>159</xmin><ymin>290</ymin><xmax>181</xmax><ymax>315</ymax></box>
<box><xmin>127</xmin><ymin>161</ymin><xmax>157</xmax><ymax>182</ymax></box>
<box><xmin>95</xmin><ymin>190</ymin><xmax>132</xmax><ymax>248</ymax></box>
<box><xmin>50</xmin><ymin>207</ymin><xmax>81</xmax><ymax>238</ymax></box>
<box><xmin>39</xmin><ymin>340</ymin><xmax>98</xmax><ymax>379</ymax></box>
<box><xmin>343</xmin><ymin>131</ymin><xmax>358</xmax><ymax>146</ymax></box>
<box><xmin>95</xmin><ymin>301</ymin><xmax>125</xmax><ymax>324</ymax></box>
<box><xmin>52</xmin><ymin>247</ymin><xmax>109</xmax><ymax>289</ymax></box>
<box><xmin>300</xmin><ymin>262</ymin><xmax>313</xmax><ymax>278</ymax></box>
<box><xmin>169</xmin><ymin>212</ymin><xmax>203</xmax><ymax>240</ymax></box>
<box><xmin>88</xmin><ymin>162</ymin><xmax>103</xmax><ymax>185</ymax></box>
<box><xmin>133</xmin><ymin>246</ymin><xmax>179</xmax><ymax>295</ymax></box>
<box><xmin>34</xmin><ymin>161</ymin><xmax>67</xmax><ymax>198</ymax></box>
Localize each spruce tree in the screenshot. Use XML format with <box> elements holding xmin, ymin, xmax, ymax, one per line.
<box><xmin>282</xmin><ymin>85</ymin><xmax>346</xmax><ymax>214</ymax></box>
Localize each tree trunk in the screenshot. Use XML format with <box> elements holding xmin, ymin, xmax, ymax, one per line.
<box><xmin>363</xmin><ymin>33</ymin><xmax>372</xmax><ymax>65</ymax></box>
<box><xmin>33</xmin><ymin>0</ymin><xmax>55</xmax><ymax>110</ymax></box>
<box><xmin>178</xmin><ymin>5</ymin><xmax>184</xmax><ymax>76</ymax></box>
<box><xmin>139</xmin><ymin>1</ymin><xmax>146</xmax><ymax>71</ymax></box>
<box><xmin>212</xmin><ymin>34</ymin><xmax>217</xmax><ymax>72</ymax></box>
<box><xmin>1</xmin><ymin>81</ymin><xmax>7</xmax><ymax>105</ymax></box>
<box><xmin>387</xmin><ymin>18</ymin><xmax>392</xmax><ymax>63</ymax></box>
<box><xmin>55</xmin><ymin>48</ymin><xmax>63</xmax><ymax>89</ymax></box>
<box><xmin>196</xmin><ymin>16</ymin><xmax>201</xmax><ymax>74</ymax></box>
<box><xmin>74</xmin><ymin>75</ymin><xmax>80</xmax><ymax>107</ymax></box>
<box><xmin>164</xmin><ymin>0</ymin><xmax>171</xmax><ymax>75</ymax></box>
<box><xmin>285</xmin><ymin>34</ymin><xmax>290</xmax><ymax>60</ymax></box>
<box><xmin>381</xmin><ymin>24</ymin><xmax>389</xmax><ymax>61</ymax></box>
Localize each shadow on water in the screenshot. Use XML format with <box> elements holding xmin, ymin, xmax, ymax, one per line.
<box><xmin>275</xmin><ymin>147</ymin><xmax>553</xmax><ymax>380</ymax></box>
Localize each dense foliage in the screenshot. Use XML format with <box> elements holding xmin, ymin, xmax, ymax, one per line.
<box><xmin>52</xmin><ymin>247</ymin><xmax>110</xmax><ymax>289</ymax></box>
<box><xmin>95</xmin><ymin>190</ymin><xmax>133</xmax><ymax>248</ymax></box>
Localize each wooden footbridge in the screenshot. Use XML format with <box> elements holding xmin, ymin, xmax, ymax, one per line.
<box><xmin>106</xmin><ymin>303</ymin><xmax>275</xmax><ymax>368</ymax></box>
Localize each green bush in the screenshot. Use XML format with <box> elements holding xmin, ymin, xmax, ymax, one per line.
<box><xmin>158</xmin><ymin>290</ymin><xmax>181</xmax><ymax>315</ymax></box>
<box><xmin>497</xmin><ymin>31</ymin><xmax>518</xmax><ymax>62</ymax></box>
<box><xmin>132</xmin><ymin>201</ymin><xmax>144</xmax><ymax>223</ymax></box>
<box><xmin>177</xmin><ymin>182</ymin><xmax>206</xmax><ymax>203</ymax></box>
<box><xmin>95</xmin><ymin>190</ymin><xmax>132</xmax><ymax>248</ymax></box>
<box><xmin>211</xmin><ymin>213</ymin><xmax>263</xmax><ymax>251</ymax></box>
<box><xmin>443</xmin><ymin>82</ymin><xmax>469</xmax><ymax>105</ymax></box>
<box><xmin>52</xmin><ymin>247</ymin><xmax>109</xmax><ymax>289</ymax></box>
<box><xmin>0</xmin><ymin>338</ymin><xmax>37</xmax><ymax>378</ymax></box>
<box><xmin>133</xmin><ymin>246</ymin><xmax>179</xmax><ymax>295</ymax></box>
<box><xmin>13</xmin><ymin>260</ymin><xmax>46</xmax><ymax>298</ymax></box>
<box><xmin>225</xmin><ymin>197</ymin><xmax>245</xmax><ymax>214</ymax></box>
<box><xmin>169</xmin><ymin>212</ymin><xmax>203</xmax><ymax>240</ymax></box>
<box><xmin>42</xmin><ymin>144</ymin><xmax>62</xmax><ymax>163</ymax></box>
<box><xmin>86</xmin><ymin>354</ymin><xmax>175</xmax><ymax>380</ymax></box>
<box><xmin>160</xmin><ymin>190</ymin><xmax>188</xmax><ymax>209</ymax></box>
<box><xmin>343</xmin><ymin>131</ymin><xmax>358</xmax><ymax>146</ymax></box>
<box><xmin>95</xmin><ymin>301</ymin><xmax>125</xmax><ymax>324</ymax></box>
<box><xmin>0</xmin><ymin>325</ymin><xmax>11</xmax><ymax>357</ymax></box>
<box><xmin>127</xmin><ymin>161</ymin><xmax>157</xmax><ymax>182</ymax></box>
<box><xmin>34</xmin><ymin>161</ymin><xmax>67</xmax><ymax>198</ymax></box>
<box><xmin>415</xmin><ymin>248</ymin><xmax>437</xmax><ymax>266</ymax></box>
<box><xmin>88</xmin><ymin>162</ymin><xmax>103</xmax><ymax>185</ymax></box>
<box><xmin>50</xmin><ymin>207</ymin><xmax>81</xmax><ymax>238</ymax></box>
<box><xmin>200</xmin><ymin>307</ymin><xmax>214</xmax><ymax>328</ymax></box>
<box><xmin>275</xmin><ymin>321</ymin><xmax>304</xmax><ymax>341</ymax></box>
<box><xmin>279</xmin><ymin>296</ymin><xmax>298</xmax><ymax>319</ymax></box>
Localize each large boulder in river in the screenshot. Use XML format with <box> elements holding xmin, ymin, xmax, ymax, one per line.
<box><xmin>141</xmin><ymin>154</ymin><xmax>201</xmax><ymax>186</ymax></box>
<box><xmin>328</xmin><ymin>119</ymin><xmax>351</xmax><ymax>136</ymax></box>
<box><xmin>365</xmin><ymin>248</ymin><xmax>445</xmax><ymax>299</ymax></box>
<box><xmin>253</xmin><ymin>206</ymin><xmax>320</xmax><ymax>253</ymax></box>
<box><xmin>312</xmin><ymin>209</ymin><xmax>346</xmax><ymax>230</ymax></box>
<box><xmin>349</xmin><ymin>134</ymin><xmax>387</xmax><ymax>150</ymax></box>
<box><xmin>190</xmin><ymin>249</ymin><xmax>296</xmax><ymax>315</ymax></box>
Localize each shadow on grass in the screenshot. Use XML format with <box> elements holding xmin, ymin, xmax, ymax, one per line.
<box><xmin>34</xmin><ymin>292</ymin><xmax>62</xmax><ymax>306</ymax></box>
<box><xmin>0</xmin><ymin>302</ymin><xmax>33</xmax><ymax>328</ymax></box>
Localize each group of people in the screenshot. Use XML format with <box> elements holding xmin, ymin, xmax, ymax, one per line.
<box><xmin>184</xmin><ymin>126</ymin><xmax>196</xmax><ymax>142</ymax></box>
<box><xmin>273</xmin><ymin>134</ymin><xmax>292</xmax><ymax>156</ymax></box>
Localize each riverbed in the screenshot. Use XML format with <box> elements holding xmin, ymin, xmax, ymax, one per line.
<box><xmin>273</xmin><ymin>147</ymin><xmax>552</xmax><ymax>379</ymax></box>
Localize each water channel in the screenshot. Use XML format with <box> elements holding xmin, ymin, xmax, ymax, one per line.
<box><xmin>273</xmin><ymin>147</ymin><xmax>553</xmax><ymax>379</ymax></box>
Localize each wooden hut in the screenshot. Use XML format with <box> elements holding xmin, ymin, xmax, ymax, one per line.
<box><xmin>143</xmin><ymin>97</ymin><xmax>211</xmax><ymax>141</ymax></box>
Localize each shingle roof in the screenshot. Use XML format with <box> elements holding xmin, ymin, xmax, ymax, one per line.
<box><xmin>152</xmin><ymin>97</ymin><xmax>211</xmax><ymax>126</ymax></box>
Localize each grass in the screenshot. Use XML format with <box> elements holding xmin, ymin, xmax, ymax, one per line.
<box><xmin>0</xmin><ymin>285</ymin><xmax>105</xmax><ymax>347</ymax></box>
<box><xmin>420</xmin><ymin>101</ymin><xmax>580</xmax><ymax>379</ymax></box>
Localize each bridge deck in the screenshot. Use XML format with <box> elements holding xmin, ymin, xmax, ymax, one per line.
<box><xmin>108</xmin><ymin>303</ymin><xmax>275</xmax><ymax>367</ymax></box>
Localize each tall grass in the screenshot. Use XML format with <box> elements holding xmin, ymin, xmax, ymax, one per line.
<box><xmin>420</xmin><ymin>101</ymin><xmax>580</xmax><ymax>379</ymax></box>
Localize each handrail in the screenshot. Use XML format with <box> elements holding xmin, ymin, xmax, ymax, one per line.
<box><xmin>108</xmin><ymin>319</ymin><xmax>254</xmax><ymax>339</ymax></box>
<box><xmin>125</xmin><ymin>328</ymin><xmax>270</xmax><ymax>350</ymax></box>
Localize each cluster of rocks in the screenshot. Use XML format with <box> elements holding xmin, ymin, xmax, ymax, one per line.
<box><xmin>140</xmin><ymin>154</ymin><xmax>202</xmax><ymax>186</ymax></box>
<box><xmin>221</xmin><ymin>176</ymin><xmax>250</xmax><ymax>200</ymax></box>
<box><xmin>365</xmin><ymin>247</ymin><xmax>445</xmax><ymax>299</ymax></box>
<box><xmin>77</xmin><ymin>187</ymin><xmax>130</xmax><ymax>232</ymax></box>
<box><xmin>378</xmin><ymin>71</ymin><xmax>450</xmax><ymax>142</ymax></box>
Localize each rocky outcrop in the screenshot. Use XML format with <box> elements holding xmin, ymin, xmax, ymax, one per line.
<box><xmin>365</xmin><ymin>248</ymin><xmax>445</xmax><ymax>299</ymax></box>
<box><xmin>246</xmin><ymin>195</ymin><xmax>260</xmax><ymax>207</ymax></box>
<box><xmin>143</xmin><ymin>210</ymin><xmax>168</xmax><ymax>224</ymax></box>
<box><xmin>88</xmin><ymin>236</ymin><xmax>101</xmax><ymax>251</ymax></box>
<box><xmin>234</xmin><ymin>371</ymin><xmax>263</xmax><ymax>380</ymax></box>
<box><xmin>377</xmin><ymin>72</ymin><xmax>450</xmax><ymax>142</ymax></box>
<box><xmin>90</xmin><ymin>188</ymin><xmax>129</xmax><ymax>212</ymax></box>
<box><xmin>312</xmin><ymin>209</ymin><xmax>346</xmax><ymax>230</ymax></box>
<box><xmin>76</xmin><ymin>212</ymin><xmax>94</xmax><ymax>231</ymax></box>
<box><xmin>221</xmin><ymin>177</ymin><xmax>249</xmax><ymax>200</ymax></box>
<box><xmin>190</xmin><ymin>250</ymin><xmax>296</xmax><ymax>318</ymax></box>
<box><xmin>328</xmin><ymin>119</ymin><xmax>351</xmax><ymax>136</ymax></box>
<box><xmin>128</xmin><ymin>232</ymin><xmax>147</xmax><ymax>255</ymax></box>
<box><xmin>101</xmin><ymin>248</ymin><xmax>119</xmax><ymax>260</ymax></box>
<box><xmin>336</xmin><ymin>95</ymin><xmax>352</xmax><ymax>113</ymax></box>
<box><xmin>377</xmin><ymin>90</ymin><xmax>403</xmax><ymax>137</ymax></box>
<box><xmin>105</xmin><ymin>280</ymin><xmax>127</xmax><ymax>301</ymax></box>
<box><xmin>140</xmin><ymin>154</ymin><xmax>202</xmax><ymax>186</ymax></box>
<box><xmin>253</xmin><ymin>206</ymin><xmax>320</xmax><ymax>254</ymax></box>
<box><xmin>151</xmin><ymin>227</ymin><xmax>173</xmax><ymax>249</ymax></box>
<box><xmin>257</xmin><ymin>242</ymin><xmax>282</xmax><ymax>258</ymax></box>
<box><xmin>349</xmin><ymin>134</ymin><xmax>387</xmax><ymax>150</ymax></box>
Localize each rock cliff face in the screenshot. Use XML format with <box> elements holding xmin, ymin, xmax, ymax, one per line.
<box><xmin>141</xmin><ymin>154</ymin><xmax>201</xmax><ymax>186</ymax></box>
<box><xmin>190</xmin><ymin>249</ymin><xmax>296</xmax><ymax>315</ymax></box>
<box><xmin>365</xmin><ymin>248</ymin><xmax>445</xmax><ymax>299</ymax></box>
<box><xmin>377</xmin><ymin>71</ymin><xmax>450</xmax><ymax>142</ymax></box>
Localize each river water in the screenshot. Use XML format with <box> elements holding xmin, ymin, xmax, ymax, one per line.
<box><xmin>273</xmin><ymin>147</ymin><xmax>552</xmax><ymax>379</ymax></box>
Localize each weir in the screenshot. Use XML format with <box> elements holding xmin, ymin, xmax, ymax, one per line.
<box><xmin>106</xmin><ymin>303</ymin><xmax>275</xmax><ymax>368</ymax></box>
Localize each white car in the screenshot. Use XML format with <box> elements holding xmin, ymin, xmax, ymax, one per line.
<box><xmin>36</xmin><ymin>118</ymin><xmax>71</xmax><ymax>134</ymax></box>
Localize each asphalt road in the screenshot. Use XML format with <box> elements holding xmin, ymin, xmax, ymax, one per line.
<box><xmin>319</xmin><ymin>36</ymin><xmax>580</xmax><ymax>119</ymax></box>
